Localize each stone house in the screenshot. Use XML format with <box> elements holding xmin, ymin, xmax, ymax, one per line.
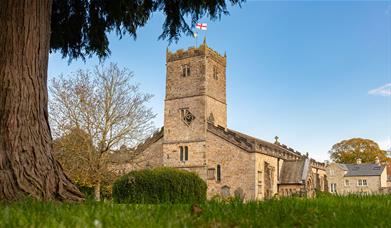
<box><xmin>110</xmin><ymin>40</ymin><xmax>327</xmax><ymax>200</ymax></box>
<box><xmin>326</xmin><ymin>158</ymin><xmax>388</xmax><ymax>195</ymax></box>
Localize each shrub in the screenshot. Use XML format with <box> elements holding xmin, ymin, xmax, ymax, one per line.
<box><xmin>74</xmin><ymin>183</ymin><xmax>112</xmax><ymax>200</ymax></box>
<box><xmin>112</xmin><ymin>167</ymin><xmax>207</xmax><ymax>204</ymax></box>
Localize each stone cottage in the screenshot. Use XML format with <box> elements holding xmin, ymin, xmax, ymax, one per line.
<box><xmin>326</xmin><ymin>158</ymin><xmax>388</xmax><ymax>195</ymax></box>
<box><xmin>110</xmin><ymin>40</ymin><xmax>327</xmax><ymax>200</ymax></box>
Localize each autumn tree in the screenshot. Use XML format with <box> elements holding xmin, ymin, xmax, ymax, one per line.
<box><xmin>53</xmin><ymin>128</ymin><xmax>95</xmax><ymax>188</ymax></box>
<box><xmin>0</xmin><ymin>0</ymin><xmax>244</xmax><ymax>201</ymax></box>
<box><xmin>329</xmin><ymin>138</ymin><xmax>388</xmax><ymax>164</ymax></box>
<box><xmin>50</xmin><ymin>64</ymin><xmax>155</xmax><ymax>201</ymax></box>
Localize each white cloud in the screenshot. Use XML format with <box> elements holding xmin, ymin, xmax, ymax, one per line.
<box><xmin>368</xmin><ymin>83</ymin><xmax>391</xmax><ymax>96</ymax></box>
<box><xmin>378</xmin><ymin>138</ymin><xmax>391</xmax><ymax>152</ymax></box>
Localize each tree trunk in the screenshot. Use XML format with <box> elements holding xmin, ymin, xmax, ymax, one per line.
<box><xmin>0</xmin><ymin>0</ymin><xmax>83</xmax><ymax>201</ymax></box>
<box><xmin>94</xmin><ymin>181</ymin><xmax>101</xmax><ymax>201</ymax></box>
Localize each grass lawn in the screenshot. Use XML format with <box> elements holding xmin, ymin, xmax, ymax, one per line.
<box><xmin>1</xmin><ymin>195</ymin><xmax>391</xmax><ymax>227</ymax></box>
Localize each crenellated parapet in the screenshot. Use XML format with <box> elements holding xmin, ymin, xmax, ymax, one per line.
<box><xmin>310</xmin><ymin>159</ymin><xmax>326</xmax><ymax>170</ymax></box>
<box><xmin>166</xmin><ymin>40</ymin><xmax>226</xmax><ymax>66</ymax></box>
<box><xmin>207</xmin><ymin>122</ymin><xmax>254</xmax><ymax>151</ymax></box>
<box><xmin>207</xmin><ymin>122</ymin><xmax>326</xmax><ymax>168</ymax></box>
<box><xmin>208</xmin><ymin>122</ymin><xmax>302</xmax><ymax>160</ymax></box>
<box><xmin>133</xmin><ymin>127</ymin><xmax>164</xmax><ymax>154</ymax></box>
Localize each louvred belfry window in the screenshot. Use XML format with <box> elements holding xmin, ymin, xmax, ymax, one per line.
<box><xmin>182</xmin><ymin>64</ymin><xmax>191</xmax><ymax>77</ymax></box>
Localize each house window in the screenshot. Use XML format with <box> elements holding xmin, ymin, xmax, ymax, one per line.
<box><xmin>345</xmin><ymin>180</ymin><xmax>350</xmax><ymax>187</ymax></box>
<box><xmin>357</xmin><ymin>179</ymin><xmax>368</xmax><ymax>186</ymax></box>
<box><xmin>216</xmin><ymin>164</ymin><xmax>221</xmax><ymax>182</ymax></box>
<box><xmin>179</xmin><ymin>146</ymin><xmax>188</xmax><ymax>161</ymax></box>
<box><xmin>330</xmin><ymin>183</ymin><xmax>337</xmax><ymax>193</ymax></box>
<box><xmin>182</xmin><ymin>64</ymin><xmax>191</xmax><ymax>77</ymax></box>
<box><xmin>213</xmin><ymin>66</ymin><xmax>218</xmax><ymax>80</ymax></box>
<box><xmin>329</xmin><ymin>169</ymin><xmax>335</xmax><ymax>176</ymax></box>
<box><xmin>207</xmin><ymin>168</ymin><xmax>215</xmax><ymax>180</ymax></box>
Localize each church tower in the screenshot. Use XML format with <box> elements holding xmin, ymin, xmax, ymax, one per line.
<box><xmin>162</xmin><ymin>40</ymin><xmax>227</xmax><ymax>173</ymax></box>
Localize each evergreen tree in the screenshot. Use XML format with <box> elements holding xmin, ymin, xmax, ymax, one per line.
<box><xmin>0</xmin><ymin>0</ymin><xmax>244</xmax><ymax>202</ymax></box>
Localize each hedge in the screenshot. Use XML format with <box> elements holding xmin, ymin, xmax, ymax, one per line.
<box><xmin>112</xmin><ymin>167</ymin><xmax>207</xmax><ymax>204</ymax></box>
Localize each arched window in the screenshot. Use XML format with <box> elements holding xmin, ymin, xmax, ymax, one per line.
<box><xmin>217</xmin><ymin>164</ymin><xmax>221</xmax><ymax>181</ymax></box>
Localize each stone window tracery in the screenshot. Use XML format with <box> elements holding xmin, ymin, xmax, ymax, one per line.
<box><xmin>180</xmin><ymin>108</ymin><xmax>195</xmax><ymax>126</ymax></box>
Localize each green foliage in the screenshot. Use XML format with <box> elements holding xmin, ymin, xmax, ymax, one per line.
<box><xmin>329</xmin><ymin>138</ymin><xmax>388</xmax><ymax>163</ymax></box>
<box><xmin>50</xmin><ymin>0</ymin><xmax>245</xmax><ymax>60</ymax></box>
<box><xmin>75</xmin><ymin>183</ymin><xmax>112</xmax><ymax>201</ymax></box>
<box><xmin>112</xmin><ymin>167</ymin><xmax>207</xmax><ymax>204</ymax></box>
<box><xmin>2</xmin><ymin>195</ymin><xmax>391</xmax><ymax>227</ymax></box>
<box><xmin>315</xmin><ymin>189</ymin><xmax>333</xmax><ymax>198</ymax></box>
<box><xmin>75</xmin><ymin>184</ymin><xmax>94</xmax><ymax>200</ymax></box>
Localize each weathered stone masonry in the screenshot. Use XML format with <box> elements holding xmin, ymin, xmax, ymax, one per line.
<box><xmin>111</xmin><ymin>40</ymin><xmax>327</xmax><ymax>200</ymax></box>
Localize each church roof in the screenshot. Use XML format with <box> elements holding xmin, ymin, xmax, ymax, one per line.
<box><xmin>109</xmin><ymin>127</ymin><xmax>164</xmax><ymax>164</ymax></box>
<box><xmin>279</xmin><ymin>159</ymin><xmax>310</xmax><ymax>184</ymax></box>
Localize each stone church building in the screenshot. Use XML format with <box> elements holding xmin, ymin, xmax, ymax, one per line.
<box><xmin>111</xmin><ymin>40</ymin><xmax>327</xmax><ymax>200</ymax></box>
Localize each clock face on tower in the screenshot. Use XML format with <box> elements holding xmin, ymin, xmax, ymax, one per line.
<box><xmin>180</xmin><ymin>108</ymin><xmax>195</xmax><ymax>126</ymax></box>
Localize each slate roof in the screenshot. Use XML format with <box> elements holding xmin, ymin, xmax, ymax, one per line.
<box><xmin>279</xmin><ymin>159</ymin><xmax>310</xmax><ymax>184</ymax></box>
<box><xmin>343</xmin><ymin>164</ymin><xmax>385</xmax><ymax>177</ymax></box>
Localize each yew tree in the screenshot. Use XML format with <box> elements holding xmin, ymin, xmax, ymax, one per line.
<box><xmin>329</xmin><ymin>138</ymin><xmax>388</xmax><ymax>164</ymax></box>
<box><xmin>0</xmin><ymin>0</ymin><xmax>244</xmax><ymax>201</ymax></box>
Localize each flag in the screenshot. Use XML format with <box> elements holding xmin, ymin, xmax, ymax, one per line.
<box><xmin>196</xmin><ymin>23</ymin><xmax>207</xmax><ymax>31</ymax></box>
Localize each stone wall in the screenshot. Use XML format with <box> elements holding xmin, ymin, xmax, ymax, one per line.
<box><xmin>109</xmin><ymin>136</ymin><xmax>164</xmax><ymax>174</ymax></box>
<box><xmin>327</xmin><ymin>163</ymin><xmax>386</xmax><ymax>195</ymax></box>
<box><xmin>255</xmin><ymin>153</ymin><xmax>279</xmax><ymax>199</ymax></box>
<box><xmin>206</xmin><ymin>132</ymin><xmax>256</xmax><ymax>200</ymax></box>
<box><xmin>165</xmin><ymin>53</ymin><xmax>206</xmax><ymax>100</ymax></box>
<box><xmin>278</xmin><ymin>184</ymin><xmax>304</xmax><ymax>197</ymax></box>
<box><xmin>164</xmin><ymin>96</ymin><xmax>206</xmax><ymax>143</ymax></box>
<box><xmin>205</xmin><ymin>97</ymin><xmax>227</xmax><ymax>128</ymax></box>
<box><xmin>205</xmin><ymin>55</ymin><xmax>226</xmax><ymax>105</ymax></box>
<box><xmin>162</xmin><ymin>141</ymin><xmax>207</xmax><ymax>177</ymax></box>
<box><xmin>311</xmin><ymin>167</ymin><xmax>327</xmax><ymax>191</ymax></box>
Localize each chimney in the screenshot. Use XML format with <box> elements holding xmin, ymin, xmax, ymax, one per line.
<box><xmin>356</xmin><ymin>158</ymin><xmax>362</xmax><ymax>164</ymax></box>
<box><xmin>375</xmin><ymin>156</ymin><xmax>380</xmax><ymax>165</ymax></box>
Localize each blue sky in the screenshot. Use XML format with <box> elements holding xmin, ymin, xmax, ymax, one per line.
<box><xmin>48</xmin><ymin>1</ymin><xmax>391</xmax><ymax>162</ymax></box>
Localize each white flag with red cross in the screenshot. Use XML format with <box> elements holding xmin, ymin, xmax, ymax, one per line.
<box><xmin>196</xmin><ymin>23</ymin><xmax>207</xmax><ymax>30</ymax></box>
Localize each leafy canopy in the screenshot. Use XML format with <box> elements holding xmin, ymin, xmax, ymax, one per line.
<box><xmin>329</xmin><ymin>138</ymin><xmax>388</xmax><ymax>164</ymax></box>
<box><xmin>50</xmin><ymin>0</ymin><xmax>244</xmax><ymax>60</ymax></box>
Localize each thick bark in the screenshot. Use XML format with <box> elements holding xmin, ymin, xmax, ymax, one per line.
<box><xmin>0</xmin><ymin>0</ymin><xmax>83</xmax><ymax>201</ymax></box>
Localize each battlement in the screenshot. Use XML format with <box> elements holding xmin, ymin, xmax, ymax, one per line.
<box><xmin>310</xmin><ymin>159</ymin><xmax>326</xmax><ymax>170</ymax></box>
<box><xmin>207</xmin><ymin>122</ymin><xmax>326</xmax><ymax>169</ymax></box>
<box><xmin>166</xmin><ymin>40</ymin><xmax>226</xmax><ymax>66</ymax></box>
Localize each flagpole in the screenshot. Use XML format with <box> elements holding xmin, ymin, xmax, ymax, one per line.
<box><xmin>193</xmin><ymin>31</ymin><xmax>198</xmax><ymax>48</ymax></box>
<box><xmin>195</xmin><ymin>22</ymin><xmax>207</xmax><ymax>47</ymax></box>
